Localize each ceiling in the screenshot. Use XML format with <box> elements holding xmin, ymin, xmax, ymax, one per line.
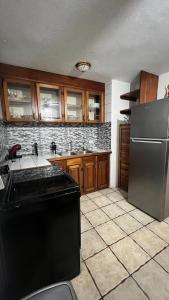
<box><xmin>0</xmin><ymin>0</ymin><xmax>169</xmax><ymax>83</ymax></box>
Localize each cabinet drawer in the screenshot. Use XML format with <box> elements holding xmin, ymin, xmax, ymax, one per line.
<box><xmin>67</xmin><ymin>158</ymin><xmax>82</xmax><ymax>166</ymax></box>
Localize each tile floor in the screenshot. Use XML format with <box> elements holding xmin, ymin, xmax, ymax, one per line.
<box><xmin>72</xmin><ymin>188</ymin><xmax>169</xmax><ymax>300</ymax></box>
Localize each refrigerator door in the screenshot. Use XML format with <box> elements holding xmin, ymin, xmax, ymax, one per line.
<box><xmin>130</xmin><ymin>99</ymin><xmax>169</xmax><ymax>139</ymax></box>
<box><xmin>128</xmin><ymin>138</ymin><xmax>168</xmax><ymax>220</ymax></box>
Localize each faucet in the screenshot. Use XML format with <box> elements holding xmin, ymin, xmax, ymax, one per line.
<box><xmin>69</xmin><ymin>141</ymin><xmax>73</xmax><ymax>152</ymax></box>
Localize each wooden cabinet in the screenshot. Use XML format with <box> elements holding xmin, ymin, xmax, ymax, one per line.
<box><xmin>3</xmin><ymin>79</ymin><xmax>36</xmax><ymax>122</ymax></box>
<box><xmin>83</xmin><ymin>156</ymin><xmax>96</xmax><ymax>193</ymax></box>
<box><xmin>0</xmin><ymin>63</ymin><xmax>105</xmax><ymax>124</ymax></box>
<box><xmin>86</xmin><ymin>91</ymin><xmax>104</xmax><ymax>123</ymax></box>
<box><xmin>49</xmin><ymin>153</ymin><xmax>110</xmax><ymax>194</ymax></box>
<box><xmin>66</xmin><ymin>158</ymin><xmax>83</xmax><ymax>192</ymax></box>
<box><xmin>97</xmin><ymin>154</ymin><xmax>109</xmax><ymax>190</ymax></box>
<box><xmin>118</xmin><ymin>124</ymin><xmax>130</xmax><ymax>191</ymax></box>
<box><xmin>36</xmin><ymin>83</ymin><xmax>63</xmax><ymax>122</ymax></box>
<box><xmin>139</xmin><ymin>70</ymin><xmax>159</xmax><ymax>104</ymax></box>
<box><xmin>120</xmin><ymin>70</ymin><xmax>159</xmax><ymax>115</ymax></box>
<box><xmin>48</xmin><ymin>159</ymin><xmax>67</xmax><ymax>171</ymax></box>
<box><xmin>64</xmin><ymin>88</ymin><xmax>85</xmax><ymax>122</ymax></box>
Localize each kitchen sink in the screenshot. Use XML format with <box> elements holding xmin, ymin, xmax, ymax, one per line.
<box><xmin>57</xmin><ymin>150</ymin><xmax>94</xmax><ymax>156</ymax></box>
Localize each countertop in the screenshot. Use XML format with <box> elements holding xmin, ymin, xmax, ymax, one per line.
<box><xmin>9</xmin><ymin>150</ymin><xmax>111</xmax><ymax>171</ymax></box>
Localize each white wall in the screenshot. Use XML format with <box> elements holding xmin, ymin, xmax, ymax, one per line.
<box><xmin>105</xmin><ymin>81</ymin><xmax>112</xmax><ymax>122</ymax></box>
<box><xmin>157</xmin><ymin>71</ymin><xmax>169</xmax><ymax>99</ymax></box>
<box><xmin>108</xmin><ymin>80</ymin><xmax>130</xmax><ymax>188</ymax></box>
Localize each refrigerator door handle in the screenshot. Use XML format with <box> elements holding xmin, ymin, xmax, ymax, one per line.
<box><xmin>131</xmin><ymin>138</ymin><xmax>162</xmax><ymax>144</ymax></box>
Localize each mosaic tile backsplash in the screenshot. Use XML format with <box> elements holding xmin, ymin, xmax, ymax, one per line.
<box><xmin>0</xmin><ymin>121</ymin><xmax>8</xmax><ymax>164</ymax></box>
<box><xmin>6</xmin><ymin>122</ymin><xmax>111</xmax><ymax>155</ymax></box>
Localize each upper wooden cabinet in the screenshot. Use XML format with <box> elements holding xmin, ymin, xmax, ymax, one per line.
<box><xmin>0</xmin><ymin>63</ymin><xmax>105</xmax><ymax>123</ymax></box>
<box><xmin>86</xmin><ymin>91</ymin><xmax>104</xmax><ymax>123</ymax></box>
<box><xmin>64</xmin><ymin>88</ymin><xmax>85</xmax><ymax>122</ymax></box>
<box><xmin>3</xmin><ymin>79</ymin><xmax>36</xmax><ymax>122</ymax></box>
<box><xmin>36</xmin><ymin>83</ymin><xmax>63</xmax><ymax>122</ymax></box>
<box><xmin>120</xmin><ymin>70</ymin><xmax>159</xmax><ymax>115</ymax></box>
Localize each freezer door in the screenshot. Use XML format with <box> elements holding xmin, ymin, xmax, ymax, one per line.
<box><xmin>130</xmin><ymin>99</ymin><xmax>169</xmax><ymax>138</ymax></box>
<box><xmin>128</xmin><ymin>138</ymin><xmax>168</xmax><ymax>220</ymax></box>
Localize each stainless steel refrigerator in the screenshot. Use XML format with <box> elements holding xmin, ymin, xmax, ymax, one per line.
<box><xmin>128</xmin><ymin>98</ymin><xmax>169</xmax><ymax>221</ymax></box>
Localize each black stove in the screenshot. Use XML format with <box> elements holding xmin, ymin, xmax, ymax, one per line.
<box><xmin>0</xmin><ymin>165</ymin><xmax>81</xmax><ymax>300</ymax></box>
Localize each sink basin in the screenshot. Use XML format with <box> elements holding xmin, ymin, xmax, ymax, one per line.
<box><xmin>57</xmin><ymin>151</ymin><xmax>77</xmax><ymax>156</ymax></box>
<box><xmin>57</xmin><ymin>150</ymin><xmax>94</xmax><ymax>156</ymax></box>
<box><xmin>76</xmin><ymin>150</ymin><xmax>93</xmax><ymax>154</ymax></box>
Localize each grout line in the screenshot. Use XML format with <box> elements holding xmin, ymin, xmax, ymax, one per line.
<box><xmin>83</xmin><ymin>260</ymin><xmax>102</xmax><ymax>299</ymax></box>
<box><xmin>132</xmin><ymin>276</ymin><xmax>151</xmax><ymax>300</ymax></box>
<box><xmin>80</xmin><ymin>189</ymin><xmax>169</xmax><ymax>297</ymax></box>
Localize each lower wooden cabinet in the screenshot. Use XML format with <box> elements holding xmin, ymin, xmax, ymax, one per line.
<box><xmin>49</xmin><ymin>159</ymin><xmax>67</xmax><ymax>171</ymax></box>
<box><xmin>49</xmin><ymin>153</ymin><xmax>110</xmax><ymax>194</ymax></box>
<box><xmin>66</xmin><ymin>158</ymin><xmax>83</xmax><ymax>192</ymax></box>
<box><xmin>97</xmin><ymin>154</ymin><xmax>110</xmax><ymax>190</ymax></box>
<box><xmin>118</xmin><ymin>124</ymin><xmax>130</xmax><ymax>191</ymax></box>
<box><xmin>83</xmin><ymin>156</ymin><xmax>96</xmax><ymax>194</ymax></box>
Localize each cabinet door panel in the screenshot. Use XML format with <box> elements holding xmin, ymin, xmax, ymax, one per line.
<box><xmin>64</xmin><ymin>88</ymin><xmax>85</xmax><ymax>122</ymax></box>
<box><xmin>83</xmin><ymin>156</ymin><xmax>96</xmax><ymax>193</ymax></box>
<box><xmin>49</xmin><ymin>159</ymin><xmax>66</xmax><ymax>171</ymax></box>
<box><xmin>37</xmin><ymin>83</ymin><xmax>63</xmax><ymax>122</ymax></box>
<box><xmin>3</xmin><ymin>79</ymin><xmax>36</xmax><ymax>122</ymax></box>
<box><xmin>97</xmin><ymin>155</ymin><xmax>109</xmax><ymax>189</ymax></box>
<box><xmin>86</xmin><ymin>91</ymin><xmax>104</xmax><ymax>123</ymax></box>
<box><xmin>66</xmin><ymin>158</ymin><xmax>83</xmax><ymax>192</ymax></box>
<box><xmin>118</xmin><ymin>124</ymin><xmax>130</xmax><ymax>191</ymax></box>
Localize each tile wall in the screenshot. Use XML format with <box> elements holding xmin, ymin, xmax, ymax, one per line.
<box><xmin>5</xmin><ymin>122</ymin><xmax>111</xmax><ymax>155</ymax></box>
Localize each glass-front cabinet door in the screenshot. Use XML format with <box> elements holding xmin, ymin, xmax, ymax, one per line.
<box><xmin>3</xmin><ymin>79</ymin><xmax>36</xmax><ymax>122</ymax></box>
<box><xmin>37</xmin><ymin>84</ymin><xmax>63</xmax><ymax>122</ymax></box>
<box><xmin>87</xmin><ymin>91</ymin><xmax>104</xmax><ymax>123</ymax></box>
<box><xmin>64</xmin><ymin>88</ymin><xmax>85</xmax><ymax>122</ymax></box>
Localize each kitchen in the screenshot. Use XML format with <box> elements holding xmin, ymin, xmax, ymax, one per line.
<box><xmin>1</xmin><ymin>1</ymin><xmax>169</xmax><ymax>300</ymax></box>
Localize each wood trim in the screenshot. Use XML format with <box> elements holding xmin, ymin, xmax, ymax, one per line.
<box><xmin>64</xmin><ymin>87</ymin><xmax>85</xmax><ymax>123</ymax></box>
<box><xmin>0</xmin><ymin>63</ymin><xmax>105</xmax><ymax>92</ymax></box>
<box><xmin>36</xmin><ymin>83</ymin><xmax>63</xmax><ymax>122</ymax></box>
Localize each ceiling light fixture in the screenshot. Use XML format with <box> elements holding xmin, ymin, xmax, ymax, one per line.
<box><xmin>75</xmin><ymin>60</ymin><xmax>91</xmax><ymax>72</ymax></box>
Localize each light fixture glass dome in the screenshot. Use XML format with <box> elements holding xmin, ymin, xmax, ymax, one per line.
<box><xmin>75</xmin><ymin>61</ymin><xmax>91</xmax><ymax>72</ymax></box>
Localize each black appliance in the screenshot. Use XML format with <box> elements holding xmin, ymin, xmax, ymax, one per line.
<box><xmin>0</xmin><ymin>165</ymin><xmax>81</xmax><ymax>300</ymax></box>
<box><xmin>22</xmin><ymin>282</ymin><xmax>78</xmax><ymax>300</ymax></box>
<box><xmin>32</xmin><ymin>142</ymin><xmax>38</xmax><ymax>156</ymax></box>
<box><xmin>128</xmin><ymin>98</ymin><xmax>169</xmax><ymax>221</ymax></box>
<box><xmin>50</xmin><ymin>142</ymin><xmax>57</xmax><ymax>154</ymax></box>
<box><xmin>8</xmin><ymin>144</ymin><xmax>22</xmax><ymax>159</ymax></box>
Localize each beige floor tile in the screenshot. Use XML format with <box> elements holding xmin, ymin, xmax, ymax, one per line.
<box><xmin>129</xmin><ymin>209</ymin><xmax>154</xmax><ymax>225</ymax></box>
<box><xmin>164</xmin><ymin>216</ymin><xmax>169</xmax><ymax>225</ymax></box>
<box><xmin>71</xmin><ymin>263</ymin><xmax>100</xmax><ymax>300</ymax></box>
<box><xmin>100</xmin><ymin>188</ymin><xmax>115</xmax><ymax>195</ymax></box>
<box><xmin>131</xmin><ymin>227</ymin><xmax>167</xmax><ymax>257</ymax></box>
<box><xmin>111</xmin><ymin>236</ymin><xmax>150</xmax><ymax>274</ymax></box>
<box><xmin>80</xmin><ymin>195</ymin><xmax>89</xmax><ymax>202</ymax></box>
<box><xmin>87</xmin><ymin>191</ymin><xmax>103</xmax><ymax>199</ymax></box>
<box><xmin>133</xmin><ymin>260</ymin><xmax>169</xmax><ymax>300</ymax></box>
<box><xmin>81</xmin><ymin>199</ymin><xmax>98</xmax><ymax>214</ymax></box>
<box><xmin>147</xmin><ymin>221</ymin><xmax>169</xmax><ymax>243</ymax></box>
<box><xmin>154</xmin><ymin>246</ymin><xmax>169</xmax><ymax>272</ymax></box>
<box><xmin>107</xmin><ymin>192</ymin><xmax>124</xmax><ymax>202</ymax></box>
<box><xmin>81</xmin><ymin>215</ymin><xmax>92</xmax><ymax>233</ymax></box>
<box><xmin>116</xmin><ymin>200</ymin><xmax>136</xmax><ymax>212</ymax></box>
<box><xmin>92</xmin><ymin>195</ymin><xmax>112</xmax><ymax>207</ymax></box>
<box><xmin>81</xmin><ymin>229</ymin><xmax>106</xmax><ymax>260</ymax></box>
<box><xmin>96</xmin><ymin>220</ymin><xmax>126</xmax><ymax>245</ymax></box>
<box><xmin>102</xmin><ymin>203</ymin><xmax>126</xmax><ymax>219</ymax></box>
<box><xmin>86</xmin><ymin>248</ymin><xmax>128</xmax><ymax>296</ymax></box>
<box><xmin>114</xmin><ymin>214</ymin><xmax>143</xmax><ymax>234</ymax></box>
<box><xmin>104</xmin><ymin>277</ymin><xmax>148</xmax><ymax>300</ymax></box>
<box><xmin>86</xmin><ymin>208</ymin><xmax>110</xmax><ymax>227</ymax></box>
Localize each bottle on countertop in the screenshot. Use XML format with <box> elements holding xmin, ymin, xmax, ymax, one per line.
<box><xmin>32</xmin><ymin>143</ymin><xmax>38</xmax><ymax>156</ymax></box>
<box><xmin>50</xmin><ymin>142</ymin><xmax>57</xmax><ymax>154</ymax></box>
